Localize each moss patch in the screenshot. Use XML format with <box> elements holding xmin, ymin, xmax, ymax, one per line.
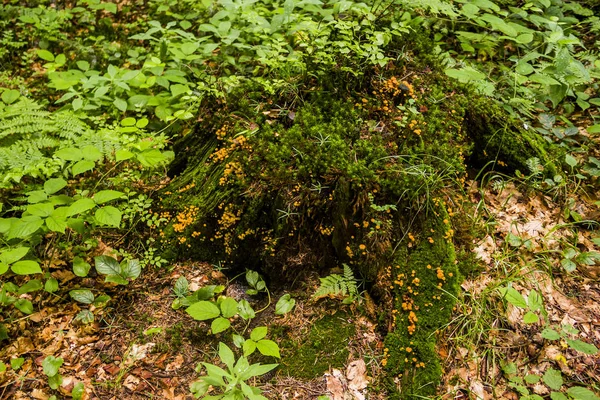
<box><xmin>277</xmin><ymin>311</ymin><xmax>356</xmax><ymax>380</ymax></box>
<box><xmin>383</xmin><ymin>203</ymin><xmax>460</xmax><ymax>398</ymax></box>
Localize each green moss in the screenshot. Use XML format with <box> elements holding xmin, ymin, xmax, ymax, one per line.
<box><xmin>383</xmin><ymin>204</ymin><xmax>459</xmax><ymax>398</ymax></box>
<box><xmin>466</xmin><ymin>97</ymin><xmax>562</xmax><ymax>176</ymax></box>
<box><xmin>277</xmin><ymin>311</ymin><xmax>356</xmax><ymax>380</ymax></box>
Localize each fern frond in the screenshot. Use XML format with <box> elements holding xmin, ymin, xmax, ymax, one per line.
<box><xmin>313</xmin><ymin>264</ymin><xmax>358</xmax><ymax>301</ymax></box>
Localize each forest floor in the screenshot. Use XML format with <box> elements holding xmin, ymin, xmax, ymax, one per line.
<box><xmin>2</xmin><ymin>175</ymin><xmax>599</xmax><ymax>400</ymax></box>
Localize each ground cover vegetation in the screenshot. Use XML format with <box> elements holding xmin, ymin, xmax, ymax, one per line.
<box><xmin>0</xmin><ymin>0</ymin><xmax>599</xmax><ymax>399</ymax></box>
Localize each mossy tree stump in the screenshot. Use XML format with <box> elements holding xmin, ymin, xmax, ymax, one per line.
<box><xmin>160</xmin><ymin>62</ymin><xmax>560</xmax><ymax>397</ymax></box>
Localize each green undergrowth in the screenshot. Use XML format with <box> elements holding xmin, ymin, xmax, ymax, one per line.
<box><xmin>275</xmin><ymin>311</ymin><xmax>355</xmax><ymax>380</ymax></box>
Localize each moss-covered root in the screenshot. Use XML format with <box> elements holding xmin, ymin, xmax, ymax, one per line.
<box><xmin>383</xmin><ymin>202</ymin><xmax>460</xmax><ymax>398</ymax></box>
<box><xmin>466</xmin><ymin>98</ymin><xmax>562</xmax><ymax>177</ymax></box>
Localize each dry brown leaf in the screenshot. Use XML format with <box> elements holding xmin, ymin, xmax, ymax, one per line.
<box><xmin>347</xmin><ymin>359</ymin><xmax>368</xmax><ymax>400</ymax></box>
<box><xmin>31</xmin><ymin>389</ymin><xmax>50</xmax><ymax>400</ymax></box>
<box><xmin>325</xmin><ymin>369</ymin><xmax>347</xmax><ymax>400</ymax></box>
<box><xmin>123</xmin><ymin>374</ymin><xmax>141</xmax><ymax>391</ymax></box>
<box><xmin>165</xmin><ymin>354</ymin><xmax>184</xmax><ymax>372</ymax></box>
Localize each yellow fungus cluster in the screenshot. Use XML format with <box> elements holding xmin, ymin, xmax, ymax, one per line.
<box><xmin>177</xmin><ymin>183</ymin><xmax>195</xmax><ymax>193</ymax></box>
<box><xmin>173</xmin><ymin>205</ymin><xmax>199</xmax><ymax>233</ymax></box>
<box><xmin>319</xmin><ymin>225</ymin><xmax>334</xmax><ymax>235</ymax></box>
<box><xmin>220</xmin><ymin>161</ymin><xmax>245</xmax><ymax>186</ymax></box>
<box><xmin>210</xmin><ymin>135</ymin><xmax>252</xmax><ymax>163</ymax></box>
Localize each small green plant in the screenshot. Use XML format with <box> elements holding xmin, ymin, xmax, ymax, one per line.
<box><xmin>69</xmin><ymin>289</ymin><xmax>111</xmax><ymax>323</ymax></box>
<box><xmin>94</xmin><ymin>255</ymin><xmax>141</xmax><ymax>285</ymax></box>
<box><xmin>186</xmin><ymin>296</ymin><xmax>241</xmax><ymax>334</ymax></box>
<box><xmin>190</xmin><ymin>342</ymin><xmax>277</xmax><ymax>400</ymax></box>
<box><xmin>313</xmin><ymin>264</ymin><xmax>359</xmax><ymax>304</ymax></box>
<box><xmin>42</xmin><ymin>355</ymin><xmax>64</xmax><ymax>390</ymax></box>
<box><xmin>232</xmin><ymin>327</ymin><xmax>280</xmax><ymax>358</ymax></box>
<box><xmin>498</xmin><ymin>286</ymin><xmax>546</xmax><ymax>324</ymax></box>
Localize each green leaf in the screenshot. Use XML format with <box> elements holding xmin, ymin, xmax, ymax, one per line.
<box><xmin>121</xmin><ymin>259</ymin><xmax>141</xmax><ymax>280</ymax></box>
<box><xmin>173</xmin><ymin>276</ymin><xmax>189</xmax><ymax>297</ymax></box>
<box><xmin>81</xmin><ymin>146</ymin><xmax>103</xmax><ymax>161</ymax></box>
<box><xmin>551</xmin><ymin>392</ymin><xmax>568</xmax><ymax>400</ymax></box>
<box><xmin>566</xmin><ymin>339</ymin><xmax>598</xmax><ymax>355</ymax></box>
<box><xmin>543</xmin><ymin>368</ymin><xmax>563</xmax><ymax>390</ymax></box>
<box><xmin>113</xmin><ymin>97</ymin><xmax>128</xmax><ymax>112</ymax></box>
<box><xmin>69</xmin><ymin>289</ymin><xmax>95</xmax><ymax>304</ymax></box>
<box><xmin>256</xmin><ymin>339</ymin><xmax>280</xmax><ymax>358</ymax></box>
<box><xmin>498</xmin><ymin>287</ymin><xmax>527</xmax><ymax>308</ymax></box>
<box><xmin>211</xmin><ymin>317</ymin><xmax>231</xmax><ymax>334</ymax></box>
<box><xmin>524</xmin><ymin>374</ymin><xmax>540</xmax><ymax>384</ymax></box>
<box><xmin>75</xmin><ymin>309</ymin><xmax>94</xmax><ymax>324</ymax></box>
<box><xmin>515</xmin><ymin>33</ymin><xmax>534</xmax><ymax>44</ymax></box>
<box><xmin>445</xmin><ymin>67</ymin><xmax>486</xmax><ymax>82</ymax></box>
<box><xmin>218</xmin><ymin>342</ymin><xmax>235</xmax><ymax>371</ymax></box>
<box><xmin>587</xmin><ymin>124</ymin><xmax>600</xmax><ymax>134</ymax></box>
<box><xmin>92</xmin><ymin>190</ymin><xmax>124</xmax><ymax>204</ymax></box>
<box><xmin>17</xmin><ymin>279</ymin><xmax>43</xmax><ymax>294</ymax></box>
<box><xmin>181</xmin><ymin>42</ymin><xmax>199</xmax><ymax>55</ymax></box>
<box><xmin>561</xmin><ymin>258</ymin><xmax>577</xmax><ymax>272</ymax></box>
<box><xmin>528</xmin><ymin>290</ymin><xmax>543</xmax><ymax>312</ymax></box>
<box><xmin>14</xmin><ymin>299</ymin><xmax>33</xmax><ymax>314</ymax></box>
<box><xmin>44</xmin><ymin>178</ymin><xmax>68</xmax><ymax>195</ymax></box>
<box><xmin>54</xmin><ymin>54</ymin><xmax>66</xmax><ymax>66</ymax></box>
<box><xmin>541</xmin><ymin>328</ymin><xmax>560</xmax><ymax>340</ymax></box>
<box><xmin>105</xmin><ymin>274</ymin><xmax>129</xmax><ymax>285</ymax></box>
<box><xmin>7</xmin><ymin>216</ymin><xmax>44</xmax><ymax>239</ymax></box>
<box><xmin>0</xmin><ymin>363</ymin><xmax>5</xmax><ymax>372</ymax></box>
<box><xmin>0</xmin><ymin>247</ymin><xmax>30</xmax><ymax>264</ymax></box>
<box><xmin>46</xmin><ymin>214</ymin><xmax>67</xmax><ymax>233</ymax></box>
<box><xmin>94</xmin><ymin>255</ymin><xmax>121</xmax><ymax>275</ymax></box>
<box><xmin>76</xmin><ymin>60</ymin><xmax>89</xmax><ymax>71</ymax></box>
<box><xmin>523</xmin><ymin>311</ymin><xmax>540</xmax><ymax>324</ymax></box>
<box><xmin>136</xmin><ymin>118</ymin><xmax>149</xmax><ymax>128</ymax></box>
<box><xmin>275</xmin><ymin>294</ymin><xmax>295</xmax><ymax>315</ymax></box>
<box><xmin>243</xmin><ymin>339</ymin><xmax>257</xmax><ymax>356</ymax></box>
<box><xmin>565</xmin><ymin>154</ymin><xmax>578</xmax><ymax>168</ymax></box>
<box><xmin>10</xmin><ymin>357</ymin><xmax>24</xmax><ymax>370</ymax></box>
<box><xmin>143</xmin><ymin>327</ymin><xmax>162</xmax><ymax>336</ymax></box>
<box><xmin>54</xmin><ymin>147</ymin><xmax>83</xmax><ymax>161</ymax></box>
<box><xmin>67</xmin><ymin>198</ymin><xmax>96</xmax><ymax>216</ymax></box>
<box><xmin>250</xmin><ymin>327</ymin><xmax>268</xmax><ymax>342</ymax></box>
<box><xmin>42</xmin><ymin>356</ymin><xmax>64</xmax><ymax>377</ymax></box>
<box><xmin>115</xmin><ymin>149</ymin><xmax>134</xmax><ymax>161</ymax></box>
<box><xmin>136</xmin><ymin>149</ymin><xmax>170</xmax><ymax>167</ymax></box>
<box><xmin>27</xmin><ymin>203</ymin><xmax>54</xmax><ymax>217</ymax></box>
<box><xmin>72</xmin><ymin>382</ymin><xmax>85</xmax><ymax>400</ymax></box>
<box><xmin>48</xmin><ymin>373</ymin><xmax>63</xmax><ymax>390</ymax></box>
<box><xmin>72</xmin><ymin>98</ymin><xmax>83</xmax><ymax>111</ymax></box>
<box><xmin>186</xmin><ymin>301</ymin><xmax>221</xmax><ymax>321</ymax></box>
<box><xmin>240</xmin><ymin>363</ymin><xmax>278</xmax><ymax>379</ymax></box>
<box><xmin>237</xmin><ymin>299</ymin><xmax>255</xmax><ymax>320</ymax></box>
<box><xmin>0</xmin><ymin>263</ymin><xmax>8</xmax><ymax>275</ymax></box>
<box><xmin>575</xmin><ymin>252</ymin><xmax>600</xmax><ymax>266</ymax></box>
<box><xmin>567</xmin><ymin>387</ymin><xmax>600</xmax><ymax>400</ymax></box>
<box><xmin>93</xmin><ymin>295</ymin><xmax>110</xmax><ymax>307</ymax></box>
<box><xmin>95</xmin><ymin>206</ymin><xmax>122</xmax><ymax>227</ymax></box>
<box><xmin>246</xmin><ymin>270</ymin><xmax>259</xmax><ymax>287</ymax></box>
<box><xmin>72</xmin><ymin>160</ymin><xmax>95</xmax><ymax>176</ymax></box>
<box><xmin>220</xmin><ymin>297</ymin><xmax>238</xmax><ymax>318</ymax></box>
<box><xmin>1</xmin><ymin>89</ymin><xmax>21</xmax><ymax>105</ymax></box>
<box><xmin>45</xmin><ymin>278</ymin><xmax>59</xmax><ymax>293</ymax></box>
<box><xmin>11</xmin><ymin>260</ymin><xmax>42</xmax><ymax>275</ymax></box>
<box><xmin>73</xmin><ymin>257</ymin><xmax>91</xmax><ymax>277</ymax></box>
<box><xmin>36</xmin><ymin>49</ymin><xmax>54</xmax><ymax>61</ymax></box>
